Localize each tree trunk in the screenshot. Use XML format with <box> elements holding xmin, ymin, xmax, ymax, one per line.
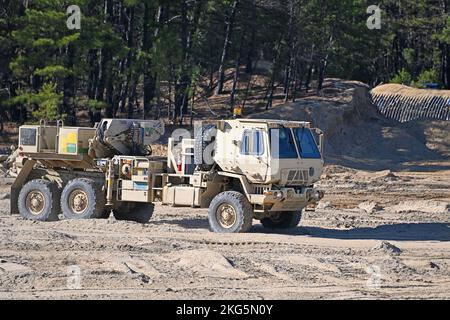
<box><xmin>143</xmin><ymin>2</ymin><xmax>161</xmax><ymax>119</ymax></box>
<box><xmin>317</xmin><ymin>38</ymin><xmax>334</xmax><ymax>93</ymax></box>
<box><xmin>98</xmin><ymin>0</ymin><xmax>114</xmax><ymax>117</ymax></box>
<box><xmin>292</xmin><ymin>60</ymin><xmax>305</xmax><ymax>102</ymax></box>
<box><xmin>305</xmin><ymin>63</ymin><xmax>314</xmax><ymax>93</ymax></box>
<box><xmin>265</xmin><ymin>37</ymin><xmax>283</xmax><ymax>110</ymax></box>
<box><xmin>216</xmin><ymin>0</ymin><xmax>240</xmax><ymax>95</ymax></box>
<box><xmin>209</xmin><ymin>40</ymin><xmax>216</xmax><ymax>93</ymax></box>
<box><xmin>127</xmin><ymin>75</ymin><xmax>139</xmax><ymax>118</ymax></box>
<box><xmin>289</xmin><ymin>55</ymin><xmax>297</xmax><ymax>103</ymax></box>
<box><xmin>440</xmin><ymin>0</ymin><xmax>449</xmax><ymax>88</ymax></box>
<box><xmin>174</xmin><ymin>0</ymin><xmax>189</xmax><ymax>123</ymax></box>
<box><xmin>230</xmin><ymin>30</ymin><xmax>246</xmax><ymax>110</ymax></box>
<box><xmin>63</xmin><ymin>43</ymin><xmax>76</xmax><ymax>125</ymax></box>
<box><xmin>283</xmin><ymin>0</ymin><xmax>295</xmax><ymax>99</ymax></box>
<box><xmin>87</xmin><ymin>50</ymin><xmax>98</xmax><ymax>100</ymax></box>
<box><xmin>119</xmin><ymin>6</ymin><xmax>135</xmax><ymax>115</ymax></box>
<box><xmin>242</xmin><ymin>55</ymin><xmax>259</xmax><ymax>109</ymax></box>
<box><xmin>245</xmin><ymin>0</ymin><xmax>256</xmax><ymax>74</ymax></box>
<box><xmin>174</xmin><ymin>0</ymin><xmax>203</xmax><ymax>123</ymax></box>
<box><xmin>443</xmin><ymin>45</ymin><xmax>450</xmax><ymax>89</ymax></box>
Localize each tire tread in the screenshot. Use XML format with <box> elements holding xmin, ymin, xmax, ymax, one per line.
<box><xmin>18</xmin><ymin>179</ymin><xmax>60</xmax><ymax>221</ymax></box>
<box><xmin>208</xmin><ymin>191</ymin><xmax>253</xmax><ymax>233</ymax></box>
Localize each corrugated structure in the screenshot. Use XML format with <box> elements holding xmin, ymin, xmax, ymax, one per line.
<box><xmin>370</xmin><ymin>84</ymin><xmax>450</xmax><ymax>122</ymax></box>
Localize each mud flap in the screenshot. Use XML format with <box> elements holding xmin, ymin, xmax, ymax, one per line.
<box><xmin>10</xmin><ymin>186</ymin><xmax>19</xmax><ymax>215</ymax></box>
<box><xmin>10</xmin><ymin>159</ymin><xmax>36</xmax><ymax>215</ymax></box>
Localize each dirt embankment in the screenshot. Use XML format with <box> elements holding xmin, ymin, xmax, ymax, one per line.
<box><xmin>249</xmin><ymin>79</ymin><xmax>450</xmax><ymax>170</ymax></box>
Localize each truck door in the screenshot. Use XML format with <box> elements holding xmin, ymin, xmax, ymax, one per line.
<box><xmin>235</xmin><ymin>128</ymin><xmax>269</xmax><ymax>183</ymax></box>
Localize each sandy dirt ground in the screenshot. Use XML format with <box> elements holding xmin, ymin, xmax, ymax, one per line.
<box><xmin>0</xmin><ymin>164</ymin><xmax>449</xmax><ymax>300</ymax></box>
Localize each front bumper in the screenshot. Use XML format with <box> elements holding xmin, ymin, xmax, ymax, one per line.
<box><xmin>249</xmin><ymin>187</ymin><xmax>324</xmax><ymax>211</ymax></box>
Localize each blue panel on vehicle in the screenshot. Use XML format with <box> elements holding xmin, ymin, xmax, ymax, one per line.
<box><xmin>134</xmin><ymin>182</ymin><xmax>148</xmax><ymax>190</ymax></box>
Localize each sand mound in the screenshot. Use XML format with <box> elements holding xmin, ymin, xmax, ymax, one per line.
<box><xmin>371</xmin><ymin>241</ymin><xmax>402</xmax><ymax>255</ymax></box>
<box><xmin>389</xmin><ymin>200</ymin><xmax>450</xmax><ymax>214</ymax></box>
<box><xmin>249</xmin><ymin>78</ymin><xmax>449</xmax><ymax>170</ymax></box>
<box><xmin>369</xmin><ymin>170</ymin><xmax>400</xmax><ymax>182</ymax></box>
<box><xmin>358</xmin><ymin>201</ymin><xmax>383</xmax><ymax>214</ymax></box>
<box><xmin>323</xmin><ymin>165</ymin><xmax>359</xmax><ymax>175</ymax></box>
<box><xmin>115</xmin><ymin>255</ymin><xmax>162</xmax><ymax>278</ymax></box>
<box><xmin>168</xmin><ymin>249</ymin><xmax>248</xmax><ymax>279</ymax></box>
<box><xmin>0</xmin><ymin>260</ymin><xmax>33</xmax><ymax>274</ymax></box>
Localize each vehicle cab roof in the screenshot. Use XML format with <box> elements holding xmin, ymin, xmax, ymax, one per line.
<box><xmin>218</xmin><ymin>118</ymin><xmax>311</xmax><ymax>129</ymax></box>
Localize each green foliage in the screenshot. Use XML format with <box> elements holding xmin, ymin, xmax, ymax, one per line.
<box><xmin>10</xmin><ymin>82</ymin><xmax>63</xmax><ymax>121</ymax></box>
<box><xmin>390</xmin><ymin>69</ymin><xmax>413</xmax><ymax>86</ymax></box>
<box><xmin>32</xmin><ymin>82</ymin><xmax>64</xmax><ymax>121</ymax></box>
<box><xmin>1</xmin><ymin>0</ymin><xmax>450</xmax><ymax>126</ymax></box>
<box><xmin>391</xmin><ymin>68</ymin><xmax>440</xmax><ymax>88</ymax></box>
<box><xmin>439</xmin><ymin>17</ymin><xmax>450</xmax><ymax>44</ymax></box>
<box><xmin>34</xmin><ymin>65</ymin><xmax>72</xmax><ymax>79</ymax></box>
<box><xmin>86</xmin><ymin>100</ymin><xmax>107</xmax><ymax>111</ymax></box>
<box><xmin>56</xmin><ymin>33</ymin><xmax>81</xmax><ymax>47</ymax></box>
<box><xmin>75</xmin><ymin>98</ymin><xmax>107</xmax><ymax>111</ymax></box>
<box><xmin>403</xmin><ymin>48</ymin><xmax>415</xmax><ymax>67</ymax></box>
<box><xmin>414</xmin><ymin>69</ymin><xmax>440</xmax><ymax>88</ymax></box>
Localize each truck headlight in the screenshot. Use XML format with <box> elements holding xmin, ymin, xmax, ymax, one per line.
<box><xmin>273</xmin><ymin>191</ymin><xmax>284</xmax><ymax>200</ymax></box>
<box><xmin>312</xmin><ymin>190</ymin><xmax>320</xmax><ymax>200</ymax></box>
<box><xmin>309</xmin><ymin>167</ymin><xmax>315</xmax><ymax>177</ymax></box>
<box><xmin>307</xmin><ymin>189</ymin><xmax>324</xmax><ymax>201</ymax></box>
<box><xmin>96</xmin><ymin>160</ymin><xmax>107</xmax><ymax>167</ymax></box>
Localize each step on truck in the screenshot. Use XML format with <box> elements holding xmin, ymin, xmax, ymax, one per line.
<box><xmin>9</xmin><ymin>118</ymin><xmax>324</xmax><ymax>233</ymax></box>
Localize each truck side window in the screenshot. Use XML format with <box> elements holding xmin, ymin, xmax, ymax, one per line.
<box><xmin>241</xmin><ymin>129</ymin><xmax>264</xmax><ymax>156</ymax></box>
<box><xmin>269</xmin><ymin>128</ymin><xmax>298</xmax><ymax>159</ymax></box>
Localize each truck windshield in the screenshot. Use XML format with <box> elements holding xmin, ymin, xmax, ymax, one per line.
<box><xmin>269</xmin><ymin>127</ymin><xmax>298</xmax><ymax>159</ymax></box>
<box><xmin>294</xmin><ymin>128</ymin><xmax>321</xmax><ymax>159</ymax></box>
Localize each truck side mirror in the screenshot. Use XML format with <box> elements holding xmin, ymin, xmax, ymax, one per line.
<box><xmin>319</xmin><ymin>133</ymin><xmax>324</xmax><ymax>155</ymax></box>
<box><xmin>313</xmin><ymin>128</ymin><xmax>324</xmax><ymax>155</ymax></box>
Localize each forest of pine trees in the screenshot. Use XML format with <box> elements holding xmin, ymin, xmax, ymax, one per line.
<box><xmin>0</xmin><ymin>0</ymin><xmax>449</xmax><ymax>130</ymax></box>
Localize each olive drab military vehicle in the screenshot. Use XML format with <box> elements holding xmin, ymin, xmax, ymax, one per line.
<box><xmin>10</xmin><ymin>118</ymin><xmax>324</xmax><ymax>233</ymax></box>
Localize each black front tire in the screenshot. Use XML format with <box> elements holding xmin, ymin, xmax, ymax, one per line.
<box><xmin>208</xmin><ymin>191</ymin><xmax>253</xmax><ymax>233</ymax></box>
<box><xmin>18</xmin><ymin>179</ymin><xmax>60</xmax><ymax>222</ymax></box>
<box><xmin>61</xmin><ymin>178</ymin><xmax>105</xmax><ymax>219</ymax></box>
<box><xmin>261</xmin><ymin>211</ymin><xmax>302</xmax><ymax>230</ymax></box>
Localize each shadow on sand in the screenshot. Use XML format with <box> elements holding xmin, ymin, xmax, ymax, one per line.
<box><xmin>154</xmin><ymin>218</ymin><xmax>210</xmax><ymax>229</ymax></box>
<box><xmin>156</xmin><ymin>217</ymin><xmax>449</xmax><ymax>242</ymax></box>
<box><xmin>252</xmin><ymin>223</ymin><xmax>450</xmax><ymax>242</ymax></box>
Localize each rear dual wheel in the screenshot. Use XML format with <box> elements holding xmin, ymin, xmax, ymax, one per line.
<box><xmin>18</xmin><ymin>179</ymin><xmax>60</xmax><ymax>221</ymax></box>
<box><xmin>19</xmin><ymin>177</ymin><xmax>155</xmax><ymax>223</ymax></box>
<box><xmin>60</xmin><ymin>178</ymin><xmax>105</xmax><ymax>220</ymax></box>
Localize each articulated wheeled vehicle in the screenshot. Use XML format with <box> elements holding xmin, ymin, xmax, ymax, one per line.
<box><xmin>10</xmin><ymin>118</ymin><xmax>324</xmax><ymax>233</ymax></box>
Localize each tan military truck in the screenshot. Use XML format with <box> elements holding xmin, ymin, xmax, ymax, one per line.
<box><xmin>10</xmin><ymin>118</ymin><xmax>324</xmax><ymax>233</ymax></box>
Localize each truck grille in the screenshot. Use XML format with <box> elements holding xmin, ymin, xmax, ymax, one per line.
<box><xmin>253</xmin><ymin>186</ymin><xmax>270</xmax><ymax>194</ymax></box>
<box><xmin>286</xmin><ymin>169</ymin><xmax>309</xmax><ymax>184</ymax></box>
